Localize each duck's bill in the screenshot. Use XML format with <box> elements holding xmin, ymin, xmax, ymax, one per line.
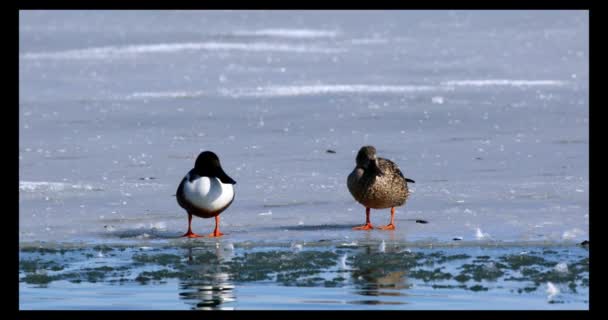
<box><xmin>370</xmin><ymin>160</ymin><xmax>384</xmax><ymax>176</ymax></box>
<box><xmin>406</xmin><ymin>178</ymin><xmax>415</xmax><ymax>183</ymax></box>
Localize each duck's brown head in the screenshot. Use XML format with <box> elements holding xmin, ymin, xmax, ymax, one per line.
<box><xmin>355</xmin><ymin>145</ymin><xmax>382</xmax><ymax>175</ymax></box>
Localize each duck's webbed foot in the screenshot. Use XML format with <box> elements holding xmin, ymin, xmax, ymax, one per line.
<box><xmin>206</xmin><ymin>215</ymin><xmax>225</xmax><ymax>237</ymax></box>
<box><xmin>353</xmin><ymin>207</ymin><xmax>373</xmax><ymax>230</ymax></box>
<box><xmin>378</xmin><ymin>207</ymin><xmax>397</xmax><ymax>230</ymax></box>
<box><xmin>353</xmin><ymin>223</ymin><xmax>374</xmax><ymax>230</ymax></box>
<box><xmin>181</xmin><ymin>213</ymin><xmax>203</xmax><ymax>238</ymax></box>
<box><xmin>181</xmin><ymin>230</ymin><xmax>203</xmax><ymax>238</ymax></box>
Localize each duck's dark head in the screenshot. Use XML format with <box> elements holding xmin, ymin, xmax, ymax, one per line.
<box><xmin>355</xmin><ymin>145</ymin><xmax>382</xmax><ymax>175</ymax></box>
<box><xmin>193</xmin><ymin>151</ymin><xmax>236</xmax><ymax>184</ymax></box>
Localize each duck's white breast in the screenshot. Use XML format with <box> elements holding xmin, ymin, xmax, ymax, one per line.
<box><xmin>183</xmin><ymin>175</ymin><xmax>234</xmax><ymax>212</ymax></box>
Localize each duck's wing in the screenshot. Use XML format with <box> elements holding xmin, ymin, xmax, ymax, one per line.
<box><xmin>176</xmin><ymin>174</ymin><xmax>189</xmax><ymax>209</ymax></box>
<box><xmin>378</xmin><ymin>157</ymin><xmax>414</xmax><ymax>183</ymax></box>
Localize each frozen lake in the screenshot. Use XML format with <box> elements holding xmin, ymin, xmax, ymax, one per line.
<box><xmin>19</xmin><ymin>10</ymin><xmax>588</xmax><ymax>309</ymax></box>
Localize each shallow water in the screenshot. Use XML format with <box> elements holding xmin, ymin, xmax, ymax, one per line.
<box><xmin>19</xmin><ymin>242</ymin><xmax>588</xmax><ymax>310</ymax></box>
<box><xmin>19</xmin><ymin>10</ymin><xmax>588</xmax><ymax>309</ymax></box>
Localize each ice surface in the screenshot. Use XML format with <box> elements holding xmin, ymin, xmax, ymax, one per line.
<box><xmin>19</xmin><ymin>10</ymin><xmax>588</xmax><ymax>246</ymax></box>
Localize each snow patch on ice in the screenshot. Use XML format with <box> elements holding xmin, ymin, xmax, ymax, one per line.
<box><xmin>350</xmin><ymin>38</ymin><xmax>388</xmax><ymax>45</ymax></box>
<box><xmin>431</xmin><ymin>96</ymin><xmax>445</xmax><ymax>104</ymax></box>
<box><xmin>221</xmin><ymin>84</ymin><xmax>438</xmax><ymax>97</ymax></box>
<box><xmin>150</xmin><ymin>222</ymin><xmax>167</xmax><ymax>231</ymax></box>
<box><xmin>21</xmin><ymin>41</ymin><xmax>344</xmax><ymax>60</ymax></box>
<box><xmin>127</xmin><ymin>90</ymin><xmax>206</xmax><ymax>99</ymax></box>
<box><xmin>19</xmin><ymin>181</ymin><xmax>100</xmax><ymax>193</ymax></box>
<box><xmin>562</xmin><ymin>228</ymin><xmax>585</xmax><ymax>240</ymax></box>
<box><xmin>475</xmin><ymin>227</ymin><xmax>491</xmax><ymax>240</ymax></box>
<box><xmin>441</xmin><ymin>79</ymin><xmax>566</xmax><ymax>87</ymax></box>
<box><xmin>232</xmin><ymin>29</ymin><xmax>339</xmax><ymax>38</ymax></box>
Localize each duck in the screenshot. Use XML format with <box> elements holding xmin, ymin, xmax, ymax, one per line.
<box><xmin>347</xmin><ymin>145</ymin><xmax>415</xmax><ymax>230</ymax></box>
<box><xmin>177</xmin><ymin>151</ymin><xmax>236</xmax><ymax>238</ymax></box>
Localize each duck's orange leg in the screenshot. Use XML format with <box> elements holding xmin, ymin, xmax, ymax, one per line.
<box><xmin>206</xmin><ymin>215</ymin><xmax>225</xmax><ymax>238</ymax></box>
<box><xmin>353</xmin><ymin>207</ymin><xmax>374</xmax><ymax>230</ymax></box>
<box><xmin>181</xmin><ymin>213</ymin><xmax>203</xmax><ymax>238</ymax></box>
<box><xmin>378</xmin><ymin>207</ymin><xmax>396</xmax><ymax>230</ymax></box>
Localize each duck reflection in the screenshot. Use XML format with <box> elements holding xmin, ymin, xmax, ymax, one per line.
<box><xmin>349</xmin><ymin>244</ymin><xmax>412</xmax><ymax>303</ymax></box>
<box><xmin>178</xmin><ymin>244</ymin><xmax>236</xmax><ymax>310</ymax></box>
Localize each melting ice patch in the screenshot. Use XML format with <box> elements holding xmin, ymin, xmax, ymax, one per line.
<box><xmin>546</xmin><ymin>282</ymin><xmax>560</xmax><ymax>300</ymax></box>
<box><xmin>554</xmin><ymin>262</ymin><xmax>569</xmax><ymax>274</ymax></box>
<box><xmin>379</xmin><ymin>240</ymin><xmax>386</xmax><ymax>253</ymax></box>
<box><xmin>339</xmin><ymin>253</ymin><xmax>348</xmax><ymax>269</ymax></box>
<box><xmin>20</xmin><ymin>41</ymin><xmax>343</xmax><ymax>60</ymax></box>
<box><xmin>221</xmin><ymin>84</ymin><xmax>438</xmax><ymax>97</ymax></box>
<box><xmin>150</xmin><ymin>222</ymin><xmax>167</xmax><ymax>231</ymax></box>
<box><xmin>291</xmin><ymin>242</ymin><xmax>303</xmax><ymax>253</ymax></box>
<box><xmin>232</xmin><ymin>29</ymin><xmax>339</xmax><ymax>38</ymax></box>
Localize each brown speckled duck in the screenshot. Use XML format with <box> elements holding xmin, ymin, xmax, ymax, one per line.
<box><xmin>347</xmin><ymin>146</ymin><xmax>415</xmax><ymax>230</ymax></box>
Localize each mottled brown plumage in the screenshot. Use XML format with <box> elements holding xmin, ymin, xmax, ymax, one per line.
<box><xmin>347</xmin><ymin>146</ymin><xmax>415</xmax><ymax>230</ymax></box>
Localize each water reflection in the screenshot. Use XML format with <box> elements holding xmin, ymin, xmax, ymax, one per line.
<box><xmin>176</xmin><ymin>243</ymin><xmax>416</xmax><ymax>308</ymax></box>
<box><xmin>354</xmin><ymin>271</ymin><xmax>409</xmax><ymax>292</ymax></box>
<box><xmin>349</xmin><ymin>244</ymin><xmax>412</xmax><ymax>304</ymax></box>
<box><xmin>178</xmin><ymin>244</ymin><xmax>236</xmax><ymax>310</ymax></box>
<box><xmin>179</xmin><ymin>278</ymin><xmax>235</xmax><ymax>310</ymax></box>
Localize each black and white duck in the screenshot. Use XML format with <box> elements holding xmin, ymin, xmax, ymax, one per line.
<box><xmin>177</xmin><ymin>151</ymin><xmax>236</xmax><ymax>238</ymax></box>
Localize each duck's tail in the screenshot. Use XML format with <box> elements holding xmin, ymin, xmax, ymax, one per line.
<box><xmin>406</xmin><ymin>178</ymin><xmax>415</xmax><ymax>183</ymax></box>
